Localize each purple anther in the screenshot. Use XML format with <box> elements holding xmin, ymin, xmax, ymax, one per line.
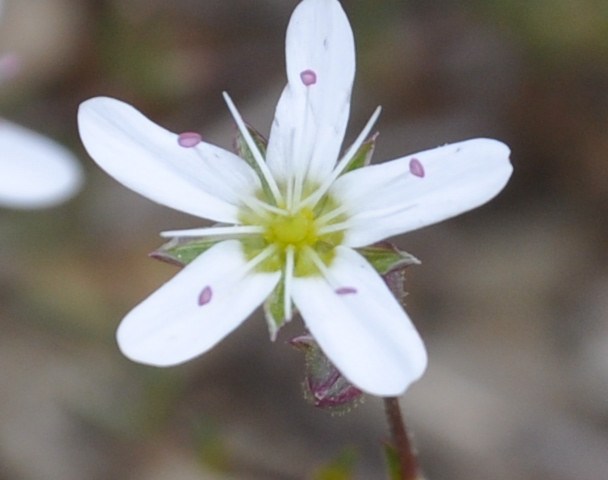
<box><xmin>409</xmin><ymin>158</ymin><xmax>425</xmax><ymax>178</ymax></box>
<box><xmin>198</xmin><ymin>286</ymin><xmax>213</xmax><ymax>306</ymax></box>
<box><xmin>178</xmin><ymin>132</ymin><xmax>202</xmax><ymax>148</ymax></box>
<box><xmin>300</xmin><ymin>69</ymin><xmax>317</xmax><ymax>86</ymax></box>
<box><xmin>335</xmin><ymin>286</ymin><xmax>357</xmax><ymax>295</ymax></box>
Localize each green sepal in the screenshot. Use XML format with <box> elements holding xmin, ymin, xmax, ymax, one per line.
<box><xmin>263</xmin><ymin>276</ymin><xmax>287</xmax><ymax>340</ymax></box>
<box><xmin>290</xmin><ymin>334</ymin><xmax>364</xmax><ymax>413</ymax></box>
<box><xmin>356</xmin><ymin>241</ymin><xmax>420</xmax><ymax>275</ymax></box>
<box><xmin>234</xmin><ymin>123</ymin><xmax>274</xmax><ymax>201</ymax></box>
<box><xmin>342</xmin><ymin>132</ymin><xmax>378</xmax><ymax>175</ymax></box>
<box><xmin>235</xmin><ymin>122</ymin><xmax>268</xmax><ymax>160</ymax></box>
<box><xmin>149</xmin><ymin>236</ymin><xmax>222</xmax><ymax>266</ymax></box>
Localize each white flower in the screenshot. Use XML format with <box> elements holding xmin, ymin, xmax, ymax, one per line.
<box><xmin>0</xmin><ymin>1</ymin><xmax>82</xmax><ymax>209</ymax></box>
<box><xmin>0</xmin><ymin>120</ymin><xmax>83</xmax><ymax>209</ymax></box>
<box><xmin>78</xmin><ymin>0</ymin><xmax>512</xmax><ymax>396</ymax></box>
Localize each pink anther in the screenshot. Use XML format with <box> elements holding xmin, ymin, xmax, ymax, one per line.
<box><xmin>300</xmin><ymin>69</ymin><xmax>317</xmax><ymax>86</ymax></box>
<box><xmin>178</xmin><ymin>132</ymin><xmax>202</xmax><ymax>148</ymax></box>
<box><xmin>409</xmin><ymin>158</ymin><xmax>425</xmax><ymax>178</ymax></box>
<box><xmin>198</xmin><ymin>286</ymin><xmax>213</xmax><ymax>306</ymax></box>
<box><xmin>335</xmin><ymin>286</ymin><xmax>357</xmax><ymax>295</ymax></box>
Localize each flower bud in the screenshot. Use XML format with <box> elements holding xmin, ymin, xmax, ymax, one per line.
<box><xmin>290</xmin><ymin>334</ymin><xmax>363</xmax><ymax>411</ymax></box>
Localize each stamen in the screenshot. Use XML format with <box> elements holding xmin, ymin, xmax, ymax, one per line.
<box><xmin>248</xmin><ymin>197</ymin><xmax>290</xmax><ymax>216</ymax></box>
<box><xmin>409</xmin><ymin>158</ymin><xmax>425</xmax><ymax>178</ymax></box>
<box><xmin>161</xmin><ymin>225</ymin><xmax>265</xmax><ymax>238</ymax></box>
<box><xmin>196</xmin><ymin>246</ymin><xmax>276</xmax><ymax>310</ymax></box>
<box><xmin>244</xmin><ymin>244</ymin><xmax>279</xmax><ymax>273</ymax></box>
<box><xmin>335</xmin><ymin>286</ymin><xmax>357</xmax><ymax>295</ymax></box>
<box><xmin>284</xmin><ymin>246</ymin><xmax>295</xmax><ymax>321</ymax></box>
<box><xmin>329</xmin><ymin>105</ymin><xmax>382</xmax><ymax>180</ymax></box>
<box><xmin>315</xmin><ymin>203</ymin><xmax>349</xmax><ymax>226</ymax></box>
<box><xmin>304</xmin><ymin>247</ymin><xmax>331</xmax><ymax>278</ymax></box>
<box><xmin>285</xmin><ymin>128</ymin><xmax>296</xmax><ymax>209</ymax></box>
<box><xmin>298</xmin><ymin>106</ymin><xmax>382</xmax><ymax>210</ymax></box>
<box><xmin>235</xmin><ymin>193</ymin><xmax>290</xmax><ymax>220</ymax></box>
<box><xmin>222</xmin><ymin>92</ymin><xmax>283</xmax><ymax>205</ymax></box>
<box><xmin>291</xmin><ymin>85</ymin><xmax>315</xmax><ymax>206</ymax></box>
<box><xmin>317</xmin><ymin>221</ymin><xmax>352</xmax><ymax>236</ymax></box>
<box><xmin>303</xmin><ymin>250</ymin><xmax>357</xmax><ymax>302</ymax></box>
<box><xmin>300</xmin><ymin>69</ymin><xmax>317</xmax><ymax>86</ymax></box>
<box><xmin>198</xmin><ymin>286</ymin><xmax>213</xmax><ymax>306</ymax></box>
<box><xmin>177</xmin><ymin>132</ymin><xmax>202</xmax><ymax>148</ymax></box>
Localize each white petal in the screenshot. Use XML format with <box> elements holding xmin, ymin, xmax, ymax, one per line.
<box><xmin>266</xmin><ymin>0</ymin><xmax>355</xmax><ymax>186</ymax></box>
<box><xmin>0</xmin><ymin>120</ymin><xmax>82</xmax><ymax>209</ymax></box>
<box><xmin>78</xmin><ymin>97</ymin><xmax>261</xmax><ymax>223</ymax></box>
<box><xmin>331</xmin><ymin>138</ymin><xmax>513</xmax><ymax>247</ymax></box>
<box><xmin>117</xmin><ymin>240</ymin><xmax>281</xmax><ymax>366</ymax></box>
<box><xmin>291</xmin><ymin>246</ymin><xmax>427</xmax><ymax>396</ymax></box>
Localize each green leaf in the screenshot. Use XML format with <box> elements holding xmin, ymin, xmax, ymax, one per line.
<box><xmin>342</xmin><ymin>132</ymin><xmax>378</xmax><ymax>174</ymax></box>
<box><xmin>234</xmin><ymin>124</ymin><xmax>274</xmax><ymax>201</ymax></box>
<box><xmin>357</xmin><ymin>242</ymin><xmax>420</xmax><ymax>275</ymax></box>
<box><xmin>150</xmin><ymin>236</ymin><xmax>222</xmax><ymax>266</ymax></box>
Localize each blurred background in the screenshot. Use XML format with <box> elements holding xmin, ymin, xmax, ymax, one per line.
<box><xmin>1</xmin><ymin>0</ymin><xmax>608</xmax><ymax>478</ymax></box>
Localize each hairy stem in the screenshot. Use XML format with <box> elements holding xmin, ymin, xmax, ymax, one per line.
<box><xmin>384</xmin><ymin>397</ymin><xmax>420</xmax><ymax>480</ymax></box>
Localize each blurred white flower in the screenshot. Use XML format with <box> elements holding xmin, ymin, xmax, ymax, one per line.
<box><xmin>78</xmin><ymin>0</ymin><xmax>512</xmax><ymax>396</ymax></box>
<box><xmin>0</xmin><ymin>0</ymin><xmax>82</xmax><ymax>209</ymax></box>
<box><xmin>0</xmin><ymin>120</ymin><xmax>82</xmax><ymax>209</ymax></box>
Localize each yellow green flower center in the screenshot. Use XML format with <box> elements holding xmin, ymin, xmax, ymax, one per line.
<box><xmin>239</xmin><ymin>191</ymin><xmax>347</xmax><ymax>276</ymax></box>
<box><xmin>264</xmin><ymin>208</ymin><xmax>318</xmax><ymax>249</ymax></box>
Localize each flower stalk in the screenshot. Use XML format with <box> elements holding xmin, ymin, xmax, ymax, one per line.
<box><xmin>384</xmin><ymin>397</ymin><xmax>421</xmax><ymax>480</ymax></box>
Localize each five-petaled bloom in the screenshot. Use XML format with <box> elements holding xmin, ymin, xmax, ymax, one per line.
<box><xmin>78</xmin><ymin>0</ymin><xmax>512</xmax><ymax>396</ymax></box>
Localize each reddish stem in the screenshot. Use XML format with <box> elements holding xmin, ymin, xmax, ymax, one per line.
<box><xmin>384</xmin><ymin>397</ymin><xmax>420</xmax><ymax>480</ymax></box>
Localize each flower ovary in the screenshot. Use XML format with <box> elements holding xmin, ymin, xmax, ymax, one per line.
<box><xmin>264</xmin><ymin>208</ymin><xmax>318</xmax><ymax>250</ymax></box>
